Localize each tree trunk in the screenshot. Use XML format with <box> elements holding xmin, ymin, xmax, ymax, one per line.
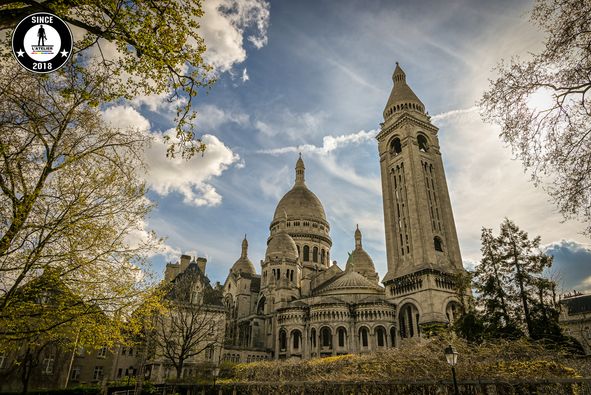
<box><xmin>176</xmin><ymin>359</ymin><xmax>184</xmax><ymax>381</ymax></box>
<box><xmin>513</xmin><ymin>252</ymin><xmax>533</xmax><ymax>337</ymax></box>
<box><xmin>492</xmin><ymin>263</ymin><xmax>511</xmax><ymax>324</ymax></box>
<box><xmin>21</xmin><ymin>352</ymin><xmax>32</xmax><ymax>395</ymax></box>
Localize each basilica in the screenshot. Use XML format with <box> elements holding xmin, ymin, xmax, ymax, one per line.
<box><xmin>222</xmin><ymin>64</ymin><xmax>467</xmax><ymax>361</ymax></box>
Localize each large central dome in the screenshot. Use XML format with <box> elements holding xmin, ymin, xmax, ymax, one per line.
<box><xmin>272</xmin><ymin>155</ymin><xmax>327</xmax><ymax>223</ymax></box>
<box><xmin>273</xmin><ymin>186</ymin><xmax>326</xmax><ymax>222</ymax></box>
<box><xmin>268</xmin><ymin>155</ymin><xmax>332</xmax><ymax>270</ymax></box>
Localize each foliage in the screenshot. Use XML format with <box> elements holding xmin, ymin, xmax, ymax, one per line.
<box><xmin>469</xmin><ymin>219</ymin><xmax>562</xmax><ymax>342</ymax></box>
<box><xmin>0</xmin><ymin>386</ymin><xmax>100</xmax><ymax>395</ymax></box>
<box><xmin>480</xmin><ymin>0</ymin><xmax>591</xmax><ymax>234</ymax></box>
<box><xmin>450</xmin><ymin>270</ymin><xmax>486</xmax><ymax>343</ymax></box>
<box><xmin>418</xmin><ymin>323</ymin><xmax>448</xmax><ymax>338</ymax></box>
<box><xmin>228</xmin><ymin>338</ymin><xmax>588</xmax><ymax>383</ymax></box>
<box><xmin>0</xmin><ymin>0</ymin><xmax>215</xmax><ymax>158</ymax></box>
<box><xmin>474</xmin><ymin>227</ymin><xmax>523</xmax><ymax>339</ymax></box>
<box><xmin>0</xmin><ymin>64</ymin><xmax>162</xmax><ymax>391</ymax></box>
<box><xmin>497</xmin><ymin>218</ymin><xmax>554</xmax><ymax>337</ymax></box>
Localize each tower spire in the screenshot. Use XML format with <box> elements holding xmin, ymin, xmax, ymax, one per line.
<box><xmin>241</xmin><ymin>235</ymin><xmax>248</xmax><ymax>258</ymax></box>
<box><xmin>392</xmin><ymin>62</ymin><xmax>406</xmax><ymax>84</ymax></box>
<box><xmin>295</xmin><ymin>153</ymin><xmax>305</xmax><ymax>185</ymax></box>
<box><xmin>355</xmin><ymin>225</ymin><xmax>362</xmax><ymax>249</ymax></box>
<box><xmin>383</xmin><ymin>62</ymin><xmax>425</xmax><ymax>120</ymax></box>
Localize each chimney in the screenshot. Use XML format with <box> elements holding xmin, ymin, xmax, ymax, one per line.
<box><xmin>164</xmin><ymin>263</ymin><xmax>180</xmax><ymax>282</ymax></box>
<box><xmin>196</xmin><ymin>257</ymin><xmax>207</xmax><ymax>273</ymax></box>
<box><xmin>180</xmin><ymin>254</ymin><xmax>191</xmax><ymax>272</ymax></box>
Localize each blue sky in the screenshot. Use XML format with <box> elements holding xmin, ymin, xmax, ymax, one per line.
<box><xmin>101</xmin><ymin>0</ymin><xmax>591</xmax><ymax>293</ymax></box>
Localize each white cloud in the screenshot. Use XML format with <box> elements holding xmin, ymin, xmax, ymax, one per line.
<box><xmin>145</xmin><ymin>132</ymin><xmax>241</xmax><ymax>207</ymax></box>
<box><xmin>436</xmin><ymin>108</ymin><xmax>587</xmax><ymax>266</ymax></box>
<box><xmin>254</xmin><ymin>109</ymin><xmax>328</xmax><ymax>139</ymax></box>
<box><xmin>431</xmin><ymin>106</ymin><xmax>478</xmax><ymax>122</ymax></box>
<box><xmin>126</xmin><ymin>217</ymin><xmax>180</xmax><ymax>261</ymax></box>
<box><xmin>259</xmin><ymin>165</ymin><xmax>290</xmax><ymax>200</ymax></box>
<box><xmin>102</xmin><ymin>105</ymin><xmax>151</xmax><ymax>131</ymax></box>
<box><xmin>197</xmin><ymin>104</ymin><xmax>250</xmax><ymax>131</ymax></box>
<box><xmin>200</xmin><ymin>0</ymin><xmax>270</xmax><ymax>72</ymax></box>
<box><xmin>258</xmin><ymin>129</ymin><xmax>377</xmax><ymax>155</ymax></box>
<box><xmin>101</xmin><ymin>105</ymin><xmax>241</xmax><ymax>208</ymax></box>
<box><xmin>242</xmin><ymin>67</ymin><xmax>250</xmax><ymax>82</ymax></box>
<box><xmin>319</xmin><ymin>154</ymin><xmax>381</xmax><ymax>195</ymax></box>
<box><xmin>131</xmin><ymin>92</ymin><xmax>187</xmax><ymax>114</ymax></box>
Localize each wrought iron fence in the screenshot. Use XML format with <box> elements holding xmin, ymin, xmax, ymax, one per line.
<box><xmin>164</xmin><ymin>378</ymin><xmax>591</xmax><ymax>395</ymax></box>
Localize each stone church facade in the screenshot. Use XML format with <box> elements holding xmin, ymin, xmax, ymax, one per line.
<box><xmin>222</xmin><ymin>64</ymin><xmax>466</xmax><ymax>362</ymax></box>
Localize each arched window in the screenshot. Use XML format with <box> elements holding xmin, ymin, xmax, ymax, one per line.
<box><xmin>303</xmin><ymin>246</ymin><xmax>310</xmax><ymax>261</ymax></box>
<box><xmin>446</xmin><ymin>301</ymin><xmax>461</xmax><ymax>324</ymax></box>
<box><xmin>290</xmin><ymin>270</ymin><xmax>294</xmax><ymax>281</ymax></box>
<box><xmin>359</xmin><ymin>327</ymin><xmax>369</xmax><ymax>348</ymax></box>
<box><xmin>279</xmin><ymin>330</ymin><xmax>287</xmax><ymax>351</ymax></box>
<box><xmin>292</xmin><ymin>330</ymin><xmax>301</xmax><ymax>350</ymax></box>
<box><xmin>434</xmin><ymin>237</ymin><xmax>443</xmax><ymax>252</ymax></box>
<box><xmin>313</xmin><ymin>247</ymin><xmax>318</xmax><ymax>262</ymax></box>
<box><xmin>321</xmin><ymin>249</ymin><xmax>325</xmax><ymax>264</ymax></box>
<box><xmin>390</xmin><ymin>137</ymin><xmax>402</xmax><ymax>155</ymax></box>
<box><xmin>417</xmin><ymin>134</ymin><xmax>429</xmax><ymax>152</ymax></box>
<box><xmin>310</xmin><ymin>328</ymin><xmax>317</xmax><ymax>348</ymax></box>
<box><xmin>276</xmin><ymin>269</ymin><xmax>280</xmax><ymax>280</ymax></box>
<box><xmin>256</xmin><ymin>297</ymin><xmax>266</xmax><ymax>315</ymax></box>
<box><xmin>390</xmin><ymin>327</ymin><xmax>396</xmax><ymax>348</ymax></box>
<box><xmin>320</xmin><ymin>327</ymin><xmax>332</xmax><ymax>349</ymax></box>
<box><xmin>376</xmin><ymin>327</ymin><xmax>386</xmax><ymax>347</ymax></box>
<box><xmin>399</xmin><ymin>304</ymin><xmax>420</xmax><ymax>339</ymax></box>
<box><xmin>337</xmin><ymin>327</ymin><xmax>346</xmax><ymax>348</ymax></box>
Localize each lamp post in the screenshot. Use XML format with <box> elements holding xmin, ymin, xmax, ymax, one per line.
<box><xmin>444</xmin><ymin>345</ymin><xmax>460</xmax><ymax>395</ymax></box>
<box><xmin>212</xmin><ymin>367</ymin><xmax>220</xmax><ymax>393</ymax></box>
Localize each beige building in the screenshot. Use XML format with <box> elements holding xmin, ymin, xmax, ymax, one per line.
<box><xmin>145</xmin><ymin>255</ymin><xmax>226</xmax><ymax>382</ymax></box>
<box><xmin>559</xmin><ymin>293</ymin><xmax>591</xmax><ymax>354</ymax></box>
<box><xmin>222</xmin><ymin>64</ymin><xmax>467</xmax><ymax>362</ymax></box>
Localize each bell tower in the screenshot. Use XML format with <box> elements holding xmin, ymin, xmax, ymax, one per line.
<box><xmin>377</xmin><ymin>63</ymin><xmax>465</xmax><ymax>335</ymax></box>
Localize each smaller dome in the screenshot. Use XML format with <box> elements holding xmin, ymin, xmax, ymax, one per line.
<box><xmin>345</xmin><ymin>226</ymin><xmax>378</xmax><ymax>281</ymax></box>
<box><xmin>346</xmin><ymin>249</ymin><xmax>376</xmax><ymax>273</ymax></box>
<box><xmin>317</xmin><ymin>271</ymin><xmax>383</xmax><ymax>295</ymax></box>
<box><xmin>266</xmin><ymin>214</ymin><xmax>298</xmax><ymax>260</ymax></box>
<box><xmin>231</xmin><ymin>236</ymin><xmax>256</xmax><ymax>275</ymax></box>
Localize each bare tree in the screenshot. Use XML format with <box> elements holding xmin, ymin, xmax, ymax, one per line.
<box><xmin>150</xmin><ymin>264</ymin><xmax>225</xmax><ymax>381</ymax></box>
<box><xmin>480</xmin><ymin>0</ymin><xmax>591</xmax><ymax>233</ymax></box>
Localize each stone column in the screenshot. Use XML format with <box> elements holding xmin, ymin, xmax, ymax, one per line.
<box><xmin>332</xmin><ymin>329</ymin><xmax>337</xmax><ymax>356</ymax></box>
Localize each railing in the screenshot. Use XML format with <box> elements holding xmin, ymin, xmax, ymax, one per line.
<box><xmin>157</xmin><ymin>378</ymin><xmax>591</xmax><ymax>395</ymax></box>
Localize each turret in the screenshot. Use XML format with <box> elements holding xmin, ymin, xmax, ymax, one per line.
<box><xmin>295</xmin><ymin>153</ymin><xmax>305</xmax><ymax>186</ymax></box>
<box><xmin>383</xmin><ymin>62</ymin><xmax>426</xmax><ymax>120</ymax></box>
<box><xmin>230</xmin><ymin>236</ymin><xmax>256</xmax><ymax>275</ymax></box>
<box><xmin>345</xmin><ymin>226</ymin><xmax>379</xmax><ymax>283</ymax></box>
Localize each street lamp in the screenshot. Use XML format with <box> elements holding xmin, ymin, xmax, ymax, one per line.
<box><xmin>444</xmin><ymin>345</ymin><xmax>460</xmax><ymax>395</ymax></box>
<box><xmin>212</xmin><ymin>367</ymin><xmax>220</xmax><ymax>392</ymax></box>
